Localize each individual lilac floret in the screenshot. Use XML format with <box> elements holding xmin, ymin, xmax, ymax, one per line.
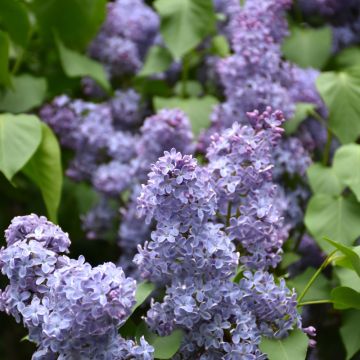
<box><xmin>138</xmin><ymin>149</ymin><xmax>216</xmax><ymax>230</ymax></box>
<box><xmin>93</xmin><ymin>161</ymin><xmax>134</xmax><ymax>197</ymax></box>
<box><xmin>5</xmin><ymin>214</ymin><xmax>70</xmax><ymax>253</ymax></box>
<box><xmin>110</xmin><ymin>89</ymin><xmax>144</xmax><ymax>129</ymax></box>
<box><xmin>240</xmin><ymin>271</ymin><xmax>301</xmax><ymax>338</ymax></box>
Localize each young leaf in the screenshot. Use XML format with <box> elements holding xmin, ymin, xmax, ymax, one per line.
<box><xmin>154</xmin><ymin>96</ymin><xmax>218</xmax><ymax>136</ymax></box>
<box><xmin>260</xmin><ymin>329</ymin><xmax>309</xmax><ymax>360</ymax></box>
<box><xmin>0</xmin><ymin>0</ymin><xmax>30</xmax><ymax>47</ymax></box>
<box><xmin>316</xmin><ymin>67</ymin><xmax>360</xmax><ymax>144</ymax></box>
<box><xmin>132</xmin><ymin>282</ymin><xmax>155</xmax><ymax>313</ymax></box>
<box><xmin>284</xmin><ymin>102</ymin><xmax>315</xmax><ymax>135</ymax></box>
<box><xmin>340</xmin><ymin>310</ymin><xmax>360</xmax><ymax>360</ymax></box>
<box><xmin>333</xmin><ymin>144</ymin><xmax>360</xmax><ymax>201</ymax></box>
<box><xmin>282</xmin><ymin>26</ymin><xmax>332</xmax><ymax>69</ymax></box>
<box><xmin>324</xmin><ymin>237</ymin><xmax>360</xmax><ymax>277</ymax></box>
<box><xmin>0</xmin><ymin>75</ymin><xmax>47</xmax><ymax>113</ymax></box>
<box><xmin>0</xmin><ymin>113</ymin><xmax>42</xmax><ymax>181</ymax></box>
<box><xmin>22</xmin><ymin>124</ymin><xmax>62</xmax><ymax>223</ymax></box>
<box><xmin>307</xmin><ymin>163</ymin><xmax>343</xmax><ymax>196</ymax></box>
<box><xmin>331</xmin><ymin>287</ymin><xmax>360</xmax><ymax>310</ymax></box>
<box><xmin>0</xmin><ymin>31</ymin><xmax>11</xmax><ymax>87</ymax></box>
<box><xmin>56</xmin><ymin>36</ymin><xmax>110</xmax><ymax>92</ymax></box>
<box><xmin>154</xmin><ymin>0</ymin><xmax>216</xmax><ymax>59</ymax></box>
<box><xmin>305</xmin><ymin>194</ymin><xmax>360</xmax><ymax>252</ymax></box>
<box><xmin>32</xmin><ymin>0</ymin><xmax>106</xmax><ymax>49</ymax></box>
<box><xmin>139</xmin><ymin>46</ymin><xmax>173</xmax><ymax>77</ymax></box>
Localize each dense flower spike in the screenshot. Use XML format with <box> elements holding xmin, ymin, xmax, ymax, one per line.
<box><xmin>136</xmin><ymin>128</ymin><xmax>302</xmax><ymax>357</ymax></box>
<box><xmin>206</xmin><ymin>109</ymin><xmax>287</xmax><ymax>268</ymax></box>
<box><xmin>0</xmin><ymin>215</ymin><xmax>153</xmax><ymax>359</ymax></box>
<box><xmin>89</xmin><ymin>0</ymin><xmax>159</xmax><ymax>79</ymax></box>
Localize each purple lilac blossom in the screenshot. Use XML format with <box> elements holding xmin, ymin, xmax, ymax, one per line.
<box><xmin>0</xmin><ymin>215</ymin><xmax>153</xmax><ymax>359</ymax></box>
<box><xmin>88</xmin><ymin>0</ymin><xmax>159</xmax><ymax>79</ymax></box>
<box><xmin>93</xmin><ymin>161</ymin><xmax>134</xmax><ymax>198</ymax></box>
<box><xmin>110</xmin><ymin>89</ymin><xmax>145</xmax><ymax>129</ymax></box>
<box><xmin>207</xmin><ymin>109</ymin><xmax>287</xmax><ymax>269</ymax></box>
<box><xmin>135</xmin><ymin>144</ymin><xmax>303</xmax><ymax>357</ymax></box>
<box><xmin>134</xmin><ymin>109</ymin><xmax>195</xmax><ymax>182</ymax></box>
<box><xmin>81</xmin><ymin>198</ymin><xmax>117</xmax><ymax>240</ymax></box>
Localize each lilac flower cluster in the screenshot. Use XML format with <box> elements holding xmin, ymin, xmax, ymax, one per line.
<box><xmin>88</xmin><ymin>0</ymin><xmax>159</xmax><ymax>80</ymax></box>
<box><xmin>201</xmin><ymin>0</ymin><xmax>320</xmax><ymax>242</ymax></box>
<box><xmin>135</xmin><ymin>109</ymin><xmax>303</xmax><ymax>358</ymax></box>
<box><xmin>41</xmin><ymin>94</ymin><xmax>195</xmax><ymax>273</ymax></box>
<box><xmin>0</xmin><ymin>215</ymin><xmax>153</xmax><ymax>359</ymax></box>
<box><xmin>207</xmin><ymin>108</ymin><xmax>287</xmax><ymax>269</ymax></box>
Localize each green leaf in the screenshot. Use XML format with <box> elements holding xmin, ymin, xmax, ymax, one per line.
<box><xmin>0</xmin><ymin>0</ymin><xmax>30</xmax><ymax>47</ymax></box>
<box><xmin>0</xmin><ymin>74</ymin><xmax>47</xmax><ymax>113</ymax></box>
<box><xmin>282</xmin><ymin>26</ymin><xmax>332</xmax><ymax>69</ymax></box>
<box><xmin>174</xmin><ymin>81</ymin><xmax>202</xmax><ymax>97</ymax></box>
<box><xmin>316</xmin><ymin>67</ymin><xmax>360</xmax><ymax>144</ymax></box>
<box><xmin>154</xmin><ymin>0</ymin><xmax>216</xmax><ymax>59</ymax></box>
<box><xmin>287</xmin><ymin>268</ymin><xmax>332</xmax><ymax>302</ymax></box>
<box><xmin>32</xmin><ymin>0</ymin><xmax>106</xmax><ymax>49</ymax></box>
<box><xmin>324</xmin><ymin>237</ymin><xmax>360</xmax><ymax>277</ymax></box>
<box><xmin>333</xmin><ymin>144</ymin><xmax>360</xmax><ymax>201</ymax></box>
<box><xmin>132</xmin><ymin>282</ymin><xmax>155</xmax><ymax>313</ymax></box>
<box><xmin>334</xmin><ymin>47</ymin><xmax>360</xmax><ymax>69</ymax></box>
<box><xmin>307</xmin><ymin>163</ymin><xmax>343</xmax><ymax>196</ymax></box>
<box><xmin>331</xmin><ymin>287</ymin><xmax>360</xmax><ymax>310</ymax></box>
<box><xmin>260</xmin><ymin>329</ymin><xmax>309</xmax><ymax>360</ymax></box>
<box><xmin>305</xmin><ymin>194</ymin><xmax>360</xmax><ymax>252</ymax></box>
<box><xmin>284</xmin><ymin>102</ymin><xmax>315</xmax><ymax>135</ymax></box>
<box><xmin>0</xmin><ymin>31</ymin><xmax>11</xmax><ymax>87</ymax></box>
<box><xmin>140</xmin><ymin>328</ymin><xmax>183</xmax><ymax>359</ymax></box>
<box><xmin>56</xmin><ymin>35</ymin><xmax>110</xmax><ymax>92</ymax></box>
<box><xmin>22</xmin><ymin>124</ymin><xmax>62</xmax><ymax>223</ymax></box>
<box><xmin>154</xmin><ymin>96</ymin><xmax>218</xmax><ymax>136</ymax></box>
<box><xmin>340</xmin><ymin>310</ymin><xmax>360</xmax><ymax>360</ymax></box>
<box><xmin>0</xmin><ymin>113</ymin><xmax>42</xmax><ymax>181</ymax></box>
<box><xmin>335</xmin><ymin>267</ymin><xmax>360</xmax><ymax>292</ymax></box>
<box><xmin>210</xmin><ymin>35</ymin><xmax>230</xmax><ymax>58</ymax></box>
<box><xmin>139</xmin><ymin>46</ymin><xmax>173</xmax><ymax>77</ymax></box>
<box><xmin>281</xmin><ymin>252</ymin><xmax>301</xmax><ymax>268</ymax></box>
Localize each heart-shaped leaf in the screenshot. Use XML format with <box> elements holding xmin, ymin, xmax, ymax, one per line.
<box><xmin>0</xmin><ymin>113</ymin><xmax>42</xmax><ymax>181</ymax></box>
